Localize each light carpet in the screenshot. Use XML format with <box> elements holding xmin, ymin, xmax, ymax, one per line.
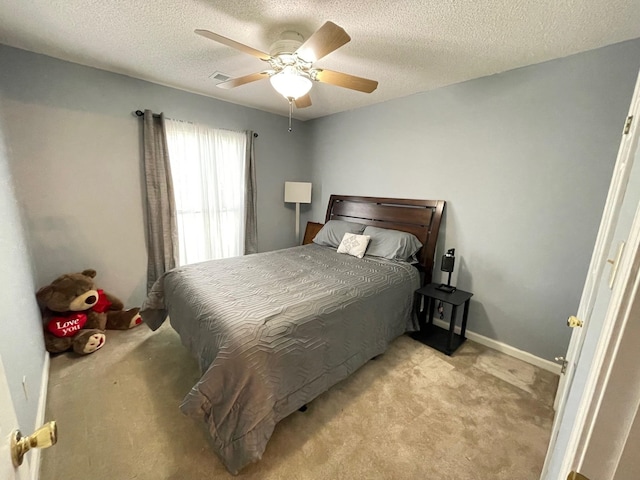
<box><xmin>40</xmin><ymin>322</ymin><xmax>557</xmax><ymax>479</ymax></box>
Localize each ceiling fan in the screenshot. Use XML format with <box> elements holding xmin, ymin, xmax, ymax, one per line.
<box><xmin>195</xmin><ymin>21</ymin><xmax>378</xmax><ymax>111</ymax></box>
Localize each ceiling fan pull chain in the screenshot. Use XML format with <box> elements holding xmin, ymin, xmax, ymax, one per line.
<box><xmin>288</xmin><ymin>99</ymin><xmax>293</xmax><ymax>132</ymax></box>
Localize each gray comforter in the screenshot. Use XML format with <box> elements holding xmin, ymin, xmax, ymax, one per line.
<box><xmin>141</xmin><ymin>243</ymin><xmax>419</xmax><ymax>474</ymax></box>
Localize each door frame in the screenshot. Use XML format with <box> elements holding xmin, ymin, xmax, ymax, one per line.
<box><xmin>575</xmin><ymin>210</ymin><xmax>640</xmax><ymax>477</ymax></box>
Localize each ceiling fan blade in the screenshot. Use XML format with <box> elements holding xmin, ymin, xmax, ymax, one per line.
<box><xmin>295</xmin><ymin>21</ymin><xmax>351</xmax><ymax>63</ymax></box>
<box><xmin>295</xmin><ymin>94</ymin><xmax>312</xmax><ymax>109</ymax></box>
<box><xmin>314</xmin><ymin>69</ymin><xmax>378</xmax><ymax>93</ymax></box>
<box><xmin>195</xmin><ymin>29</ymin><xmax>271</xmax><ymax>61</ymax></box>
<box><xmin>216</xmin><ymin>72</ymin><xmax>269</xmax><ymax>89</ymax></box>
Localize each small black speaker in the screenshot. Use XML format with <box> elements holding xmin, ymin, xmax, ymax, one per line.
<box><xmin>436</xmin><ymin>248</ymin><xmax>457</xmax><ymax>293</ymax></box>
<box><xmin>441</xmin><ymin>249</ymin><xmax>455</xmax><ymax>272</ymax></box>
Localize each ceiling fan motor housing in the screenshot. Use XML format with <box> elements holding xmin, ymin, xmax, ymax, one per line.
<box><xmin>269</xmin><ymin>31</ymin><xmax>304</xmax><ymax>61</ymax></box>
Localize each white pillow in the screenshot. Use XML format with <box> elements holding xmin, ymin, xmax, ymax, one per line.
<box><xmin>337</xmin><ymin>232</ymin><xmax>371</xmax><ymax>259</ymax></box>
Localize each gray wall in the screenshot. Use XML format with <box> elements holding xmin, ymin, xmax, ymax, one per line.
<box><xmin>1</xmin><ymin>37</ymin><xmax>639</xmax><ymax>424</ymax></box>
<box><xmin>0</xmin><ymin>107</ymin><xmax>46</xmax><ymax>433</ymax></box>
<box><xmin>0</xmin><ymin>45</ymin><xmax>313</xmax><ymax>308</ymax></box>
<box><xmin>307</xmin><ymin>39</ymin><xmax>640</xmax><ymax>360</ymax></box>
<box><xmin>0</xmin><ymin>45</ymin><xmax>311</xmax><ymax>437</ymax></box>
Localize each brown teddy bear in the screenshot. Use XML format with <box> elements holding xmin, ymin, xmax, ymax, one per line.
<box><xmin>36</xmin><ymin>269</ymin><xmax>142</xmax><ymax>355</ymax></box>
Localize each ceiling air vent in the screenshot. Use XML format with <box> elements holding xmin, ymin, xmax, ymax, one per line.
<box><xmin>209</xmin><ymin>71</ymin><xmax>231</xmax><ymax>83</ymax></box>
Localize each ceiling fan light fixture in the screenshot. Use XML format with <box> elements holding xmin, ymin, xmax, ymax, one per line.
<box><xmin>269</xmin><ymin>67</ymin><xmax>312</xmax><ymax>100</ymax></box>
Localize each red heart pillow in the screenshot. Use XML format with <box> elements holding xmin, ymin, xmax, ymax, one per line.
<box><xmin>47</xmin><ymin>312</ymin><xmax>88</xmax><ymax>337</ymax></box>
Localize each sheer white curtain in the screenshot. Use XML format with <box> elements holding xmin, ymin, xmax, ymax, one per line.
<box><xmin>164</xmin><ymin>119</ymin><xmax>247</xmax><ymax>265</ymax></box>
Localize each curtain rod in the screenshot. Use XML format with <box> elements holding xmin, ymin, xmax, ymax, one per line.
<box><xmin>134</xmin><ymin>110</ymin><xmax>258</xmax><ymax>137</ymax></box>
<box><xmin>134</xmin><ymin>109</ymin><xmax>159</xmax><ymax>118</ymax></box>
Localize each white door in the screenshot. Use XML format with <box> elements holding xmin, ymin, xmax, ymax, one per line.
<box><xmin>0</xmin><ymin>355</ymin><xmax>30</xmax><ymax>480</ymax></box>
<box><xmin>576</xmin><ymin>264</ymin><xmax>640</xmax><ymax>478</ymax></box>
<box><xmin>541</xmin><ymin>71</ymin><xmax>640</xmax><ymax>479</ymax></box>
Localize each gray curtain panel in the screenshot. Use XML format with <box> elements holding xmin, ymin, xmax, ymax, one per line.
<box><xmin>142</xmin><ymin>110</ymin><xmax>178</xmax><ymax>292</ymax></box>
<box><xmin>244</xmin><ymin>131</ymin><xmax>258</xmax><ymax>254</ymax></box>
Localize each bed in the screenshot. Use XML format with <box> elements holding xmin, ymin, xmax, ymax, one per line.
<box><xmin>141</xmin><ymin>195</ymin><xmax>445</xmax><ymax>474</ymax></box>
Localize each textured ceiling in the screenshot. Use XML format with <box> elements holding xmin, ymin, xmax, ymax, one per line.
<box><xmin>1</xmin><ymin>0</ymin><xmax>639</xmax><ymax>121</ymax></box>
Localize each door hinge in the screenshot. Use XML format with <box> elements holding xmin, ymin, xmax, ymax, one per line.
<box><xmin>567</xmin><ymin>471</ymin><xmax>590</xmax><ymax>480</ymax></box>
<box><xmin>555</xmin><ymin>356</ymin><xmax>568</xmax><ymax>374</ymax></box>
<box><xmin>623</xmin><ymin>115</ymin><xmax>633</xmax><ymax>135</ymax></box>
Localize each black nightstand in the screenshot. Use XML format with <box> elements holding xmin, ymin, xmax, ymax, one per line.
<box><xmin>410</xmin><ymin>283</ymin><xmax>473</xmax><ymax>355</ymax></box>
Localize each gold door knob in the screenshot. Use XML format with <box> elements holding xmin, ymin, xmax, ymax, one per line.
<box><xmin>11</xmin><ymin>421</ymin><xmax>57</xmax><ymax>467</ymax></box>
<box><xmin>568</xmin><ymin>470</ymin><xmax>591</xmax><ymax>480</ymax></box>
<box><xmin>567</xmin><ymin>315</ymin><xmax>584</xmax><ymax>328</ymax></box>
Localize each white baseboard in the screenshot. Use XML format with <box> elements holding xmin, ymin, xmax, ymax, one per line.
<box><xmin>30</xmin><ymin>352</ymin><xmax>50</xmax><ymax>480</ymax></box>
<box><xmin>432</xmin><ymin>318</ymin><xmax>562</xmax><ymax>375</ymax></box>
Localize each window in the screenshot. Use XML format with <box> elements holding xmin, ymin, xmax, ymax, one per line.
<box><xmin>165</xmin><ymin>119</ymin><xmax>246</xmax><ymax>265</ymax></box>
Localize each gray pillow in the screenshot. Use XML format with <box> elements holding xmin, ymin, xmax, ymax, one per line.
<box><xmin>363</xmin><ymin>226</ymin><xmax>423</xmax><ymax>261</ymax></box>
<box><xmin>313</xmin><ymin>220</ymin><xmax>366</xmax><ymax>247</ymax></box>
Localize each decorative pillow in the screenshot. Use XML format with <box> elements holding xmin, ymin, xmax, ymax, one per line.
<box><xmin>313</xmin><ymin>220</ymin><xmax>366</xmax><ymax>248</ymax></box>
<box><xmin>363</xmin><ymin>226</ymin><xmax>423</xmax><ymax>261</ymax></box>
<box><xmin>337</xmin><ymin>233</ymin><xmax>371</xmax><ymax>259</ymax></box>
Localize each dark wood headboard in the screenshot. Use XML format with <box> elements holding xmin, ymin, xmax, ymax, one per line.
<box><xmin>325</xmin><ymin>195</ymin><xmax>446</xmax><ymax>285</ymax></box>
